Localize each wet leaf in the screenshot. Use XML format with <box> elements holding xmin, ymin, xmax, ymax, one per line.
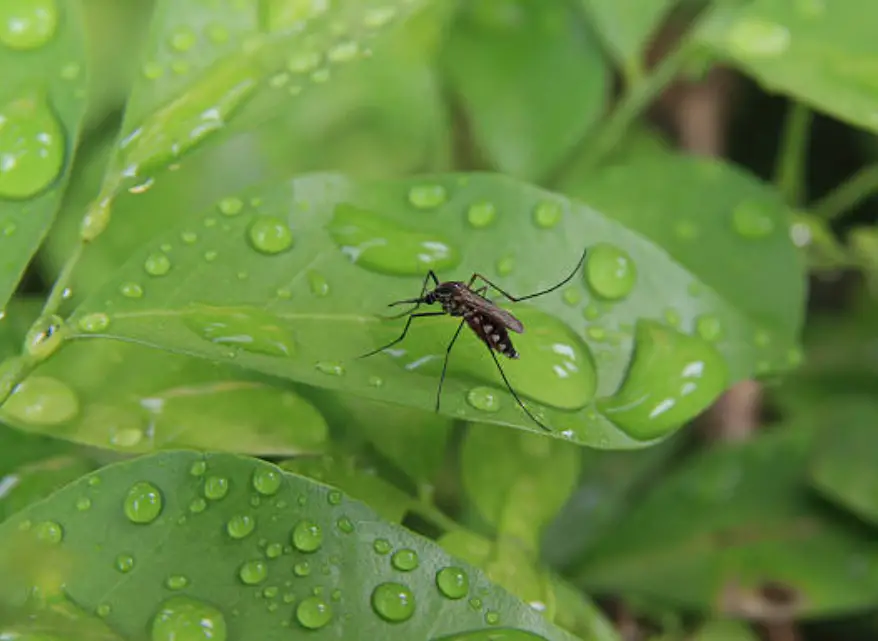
<box><xmin>574</xmin><ymin>428</ymin><xmax>878</xmax><ymax>618</ymax></box>
<box><xmin>441</xmin><ymin>0</ymin><xmax>607</xmax><ymax>180</ymax></box>
<box><xmin>0</xmin><ymin>453</ymin><xmax>96</xmax><ymax>523</ymax></box>
<box><xmin>691</xmin><ymin>619</ymin><xmax>759</xmax><ymax>641</ymax></box>
<box><xmin>696</xmin><ymin>0</ymin><xmax>878</xmax><ymax>134</ymax></box>
<box><xmin>0</xmin><ymin>0</ymin><xmax>88</xmax><ymax>310</ymax></box>
<box><xmin>0</xmin><ymin>450</ymin><xmax>578</xmax><ymax>641</ymax></box>
<box><xmin>580</xmin><ymin>0</ymin><xmax>678</xmax><ymax>70</ymax></box>
<box><xmin>69</xmin><ymin>172</ymin><xmax>801</xmax><ymax>446</ymax></box>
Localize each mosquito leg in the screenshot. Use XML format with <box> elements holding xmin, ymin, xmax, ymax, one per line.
<box><xmin>387</xmin><ymin>270</ymin><xmax>440</xmax><ymax>308</ymax></box>
<box><xmin>467</xmin><ymin>247</ymin><xmax>588</xmax><ymax>302</ymax></box>
<box><xmin>359</xmin><ymin>311</ymin><xmax>446</xmax><ymax>359</ymax></box>
<box><xmin>436</xmin><ymin>319</ymin><xmax>466</xmax><ymax>413</ymax></box>
<box><xmin>486</xmin><ymin>346</ymin><xmax>551</xmax><ymax>432</ymax></box>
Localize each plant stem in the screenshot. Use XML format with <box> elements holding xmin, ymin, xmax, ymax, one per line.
<box><xmin>773</xmin><ymin>101</ymin><xmax>812</xmax><ymax>206</ymax></box>
<box><xmin>812</xmin><ymin>164</ymin><xmax>878</xmax><ymax>222</ymax></box>
<box><xmin>39</xmin><ymin>241</ymin><xmax>84</xmax><ymax>320</ymax></box>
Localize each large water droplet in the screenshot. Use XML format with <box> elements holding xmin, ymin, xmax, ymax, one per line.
<box><xmin>408</xmin><ymin>184</ymin><xmax>447</xmax><ymax>209</ymax></box>
<box><xmin>292</xmin><ymin>520</ymin><xmax>323</xmax><ymax>552</ymax></box>
<box><xmin>597</xmin><ymin>320</ymin><xmax>727</xmax><ymax>440</ymax></box>
<box><xmin>436</xmin><ymin>566</ymin><xmax>469</xmax><ymax>599</ymax></box>
<box><xmin>372</xmin><ymin>582</ymin><xmax>415</xmax><ymax>622</ymax></box>
<box><xmin>732</xmin><ymin>199</ymin><xmax>776</xmax><ymax>239</ymax></box>
<box><xmin>726</xmin><ymin>18</ymin><xmax>790</xmax><ymax>58</ymax></box>
<box><xmin>252</xmin><ymin>467</ymin><xmax>281</xmax><ymax>495</ymax></box>
<box><xmin>328</xmin><ymin>204</ymin><xmax>460</xmax><ymax>276</ymax></box>
<box><xmin>391</xmin><ymin>549</ymin><xmax>419</xmax><ymax>572</ymax></box>
<box><xmin>226</xmin><ymin>514</ymin><xmax>255</xmax><ymax>539</ymax></box>
<box><xmin>151</xmin><ymin>595</ymin><xmax>227</xmax><ymax>641</ymax></box>
<box><xmin>0</xmin><ymin>0</ymin><xmax>58</xmax><ymax>50</ymax></box>
<box><xmin>23</xmin><ymin>314</ymin><xmax>64</xmax><ymax>359</ymax></box>
<box><xmin>183</xmin><ymin>305</ymin><xmax>296</xmax><ymax>357</ymax></box>
<box><xmin>248</xmin><ymin>215</ymin><xmax>294</xmax><ymax>255</ymax></box>
<box><xmin>203</xmin><ymin>475</ymin><xmax>229</xmax><ymax>500</ymax></box>
<box><xmin>466</xmin><ymin>387</ymin><xmax>501</xmax><ymax>413</ymax></box>
<box><xmin>0</xmin><ymin>93</ymin><xmax>65</xmax><ymax>199</ymax></box>
<box><xmin>2</xmin><ymin>375</ymin><xmax>78</xmax><ymax>425</ymax></box>
<box><xmin>34</xmin><ymin>519</ymin><xmax>63</xmax><ymax>543</ymax></box>
<box><xmin>239</xmin><ymin>559</ymin><xmax>267</xmax><ymax>585</ymax></box>
<box><xmin>296</xmin><ymin>596</ymin><xmax>333</xmax><ymax>629</ymax></box>
<box><xmin>585</xmin><ymin>243</ymin><xmax>637</xmax><ymax>300</ymax></box>
<box><xmin>124</xmin><ymin>481</ymin><xmax>163</xmax><ymax>523</ymax></box>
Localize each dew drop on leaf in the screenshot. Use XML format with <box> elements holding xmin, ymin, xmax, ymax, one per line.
<box><xmin>391</xmin><ymin>549</ymin><xmax>419</xmax><ymax>572</ymax></box>
<box><xmin>2</xmin><ymin>376</ymin><xmax>78</xmax><ymax>425</ymax></box>
<box><xmin>695</xmin><ymin>314</ymin><xmax>723</xmax><ymax>342</ymax></box>
<box><xmin>327</xmin><ymin>40</ymin><xmax>359</xmax><ymax>63</ymax></box>
<box><xmin>252</xmin><ymin>467</ymin><xmax>281</xmax><ymax>495</ymax></box>
<box><xmin>24</xmin><ymin>314</ymin><xmax>64</xmax><ymax>359</ymax></box>
<box><xmin>115</xmin><ymin>554</ymin><xmax>135</xmax><ymax>573</ymax></box>
<box><xmin>368</xmin><ymin>375</ymin><xmax>383</xmax><ymax>388</ymax></box>
<box><xmin>371</xmin><ymin>582</ymin><xmax>415</xmax><ymax>622</ymax></box>
<box><xmin>532</xmin><ymin>200</ymin><xmax>562</xmax><ymax>229</ymax></box>
<box><xmin>247</xmin><ymin>215</ymin><xmax>294</xmax><ymax>254</ymax></box>
<box><xmin>205</xmin><ymin>22</ymin><xmax>228</xmax><ymax>44</ymax></box>
<box><xmin>144</xmin><ymin>252</ymin><xmax>172</xmax><ymax>277</ymax></box>
<box><xmin>466</xmin><ymin>201</ymin><xmax>497</xmax><ymax>228</ymax></box>
<box><xmin>664</xmin><ymin>308</ymin><xmax>681</xmax><ymax>328</ymax></box>
<box><xmin>466</xmin><ymin>387</ymin><xmax>501</xmax><ymax>413</ymax></box>
<box><xmin>203</xmin><ymin>475</ymin><xmax>229</xmax><ymax>500</ymax></box>
<box><xmin>364</xmin><ymin>6</ymin><xmax>397</xmax><ymax>28</ymax></box>
<box><xmin>151</xmin><ymin>595</ymin><xmax>227</xmax><ymax>641</ymax></box>
<box><xmin>226</xmin><ymin>514</ymin><xmax>255</xmax><ymax>539</ymax></box>
<box><xmin>307</xmin><ymin>270</ymin><xmax>330</xmax><ymax>297</ymax></box>
<box><xmin>96</xmin><ymin>604</ymin><xmax>111</xmax><ymax>618</ymax></box>
<box><xmin>584</xmin><ymin>243</ymin><xmax>637</xmax><ymax>300</ymax></box>
<box><xmin>142</xmin><ymin>61</ymin><xmax>164</xmax><ymax>80</ymax></box>
<box><xmin>0</xmin><ymin>0</ymin><xmax>58</xmax><ymax>50</ymax></box>
<box><xmin>34</xmin><ymin>520</ymin><xmax>62</xmax><ymax>544</ymax></box>
<box><xmin>266</xmin><ymin>542</ymin><xmax>283</xmax><ymax>558</ymax></box>
<box><xmin>732</xmin><ymin>199</ymin><xmax>776</xmax><ymax>239</ymax></box>
<box><xmin>315</xmin><ymin>361</ymin><xmax>344</xmax><ymax>376</ymax></box>
<box><xmin>76</xmin><ymin>496</ymin><xmax>91</xmax><ymax>511</ymax></box>
<box><xmin>336</xmin><ymin>516</ymin><xmax>354</xmax><ymax>533</ymax></box>
<box><xmin>165</xmin><ymin>575</ymin><xmax>189</xmax><ymax>590</ymax></box>
<box><xmin>124</xmin><ymin>481</ymin><xmax>163</xmax><ymax>524</ymax></box>
<box><xmin>216</xmin><ymin>196</ymin><xmax>243</xmax><ymax>216</ymax></box>
<box><xmin>183</xmin><ymin>305</ymin><xmax>297</xmax><ymax>357</ymax></box>
<box><xmin>295</xmin><ymin>596</ymin><xmax>333</xmax><ymax>629</ymax></box>
<box><xmin>168</xmin><ymin>26</ymin><xmax>197</xmax><ymax>52</ymax></box>
<box><xmin>238</xmin><ymin>559</ymin><xmax>267</xmax><ymax>585</ymax></box>
<box><xmin>327</xmin><ymin>490</ymin><xmax>342</xmax><ymax>505</ymax></box>
<box><xmin>189</xmin><ymin>460</ymin><xmax>207</xmax><ymax>476</ymax></box>
<box><xmin>485</xmin><ymin>611</ymin><xmax>500</xmax><ymax>625</ymax></box>
<box><xmin>291</xmin><ymin>520</ymin><xmax>323</xmax><ymax>553</ymax></box>
<box><xmin>77</xmin><ymin>312</ymin><xmax>110</xmax><ymax>333</ymax></box>
<box><xmin>373</xmin><ymin>538</ymin><xmax>392</xmax><ymax>555</ymax></box>
<box><xmin>293</xmin><ymin>561</ymin><xmax>311</xmax><ymax>577</ymax></box>
<box><xmin>436</xmin><ymin>566</ymin><xmax>469</xmax><ymax>599</ymax></box>
<box><xmin>408</xmin><ymin>184</ymin><xmax>447</xmax><ymax>209</ymax></box>
<box><xmin>120</xmin><ymin>282</ymin><xmax>144</xmax><ymax>298</ymax></box>
<box><xmin>287</xmin><ymin>51</ymin><xmax>321</xmax><ymax>73</ymax></box>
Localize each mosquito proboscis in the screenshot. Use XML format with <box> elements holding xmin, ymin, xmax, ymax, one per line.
<box><xmin>359</xmin><ymin>248</ymin><xmax>589</xmax><ymax>431</ymax></box>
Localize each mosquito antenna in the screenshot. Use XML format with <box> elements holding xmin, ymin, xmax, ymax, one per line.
<box><xmin>468</xmin><ymin>246</ymin><xmax>588</xmax><ymax>303</ymax></box>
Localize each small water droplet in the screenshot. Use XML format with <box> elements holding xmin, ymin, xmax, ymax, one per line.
<box><xmin>205</xmin><ymin>22</ymin><xmax>229</xmax><ymax>44</ymax></box>
<box><xmin>189</xmin><ymin>497</ymin><xmax>207</xmax><ymax>513</ymax></box>
<box><xmin>142</xmin><ymin>61</ymin><xmax>164</xmax><ymax>79</ymax></box>
<box><xmin>485</xmin><ymin>610</ymin><xmax>500</xmax><ymax>625</ymax></box>
<box><xmin>144</xmin><ymin>252</ymin><xmax>172</xmax><ymax>277</ymax></box>
<box><xmin>391</xmin><ymin>549</ymin><xmax>419</xmax><ymax>572</ymax></box>
<box><xmin>674</xmin><ymin>220</ymin><xmax>698</xmax><ymax>240</ymax></box>
<box><xmin>695</xmin><ymin>315</ymin><xmax>723</xmax><ymax>342</ymax></box>
<box><xmin>466</xmin><ymin>386</ymin><xmax>501</xmax><ymax>413</ymax></box>
<box><xmin>368</xmin><ymin>375</ymin><xmax>383</xmax><ymax>388</ymax></box>
<box><xmin>124</xmin><ymin>481</ymin><xmax>163</xmax><ymax>524</ymax></box>
<box><xmin>586</xmin><ymin>326</ymin><xmax>606</xmax><ymax>341</ymax></box>
<box><xmin>60</xmin><ymin>62</ymin><xmax>81</xmax><ymax>80</ymax></box>
<box><xmin>151</xmin><ymin>595</ymin><xmax>227</xmax><ymax>641</ymax></box>
<box><xmin>585</xmin><ymin>243</ymin><xmax>637</xmax><ymax>300</ymax></box>
<box><xmin>34</xmin><ymin>520</ymin><xmax>62</xmax><ymax>544</ymax></box>
<box><xmin>373</xmin><ymin>538</ymin><xmax>392</xmax><ymax>555</ymax></box>
<box><xmin>239</xmin><ymin>559</ymin><xmax>268</xmax><ymax>585</ymax></box>
<box><xmin>120</xmin><ymin>282</ymin><xmax>144</xmax><ymax>298</ymax></box>
<box><xmin>364</xmin><ymin>6</ymin><xmax>396</xmax><ymax>28</ymax></box>
<box><xmin>496</xmin><ymin>255</ymin><xmax>514</xmax><ymax>276</ymax></box>
<box><xmin>532</xmin><ymin>200</ymin><xmax>562</xmax><ymax>228</ymax></box>
<box><xmin>328</xmin><ymin>40</ymin><xmax>359</xmax><ymax>62</ymax></box>
<box><xmin>287</xmin><ymin>51</ymin><xmax>321</xmax><ymax>73</ymax></box>
<box><xmin>77</xmin><ymin>312</ymin><xmax>110</xmax><ymax>333</ymax></box>
<box><xmin>252</xmin><ymin>467</ymin><xmax>282</xmax><ymax>495</ymax></box>
<box><xmin>266</xmin><ymin>542</ymin><xmax>283</xmax><ymax>558</ymax></box>
<box><xmin>732</xmin><ymin>199</ymin><xmax>776</xmax><ymax>239</ymax></box>
<box><xmin>562</xmin><ymin>287</ymin><xmax>581</xmax><ymax>306</ymax></box>
<box><xmin>293</xmin><ymin>561</ymin><xmax>311</xmax><ymax>577</ymax></box>
<box><xmin>166</xmin><ymin>575</ymin><xmax>189</xmax><ymax>590</ymax></box>
<box><xmin>115</xmin><ymin>554</ymin><xmax>135</xmax><ymax>573</ymax></box>
<box><xmin>336</xmin><ymin>516</ymin><xmax>354</xmax><ymax>533</ymax></box>
<box><xmin>466</xmin><ymin>201</ymin><xmax>497</xmax><ymax>228</ymax></box>
<box><xmin>248</xmin><ymin>215</ymin><xmax>294</xmax><ymax>254</ymax></box>
<box><xmin>76</xmin><ymin>496</ymin><xmax>91</xmax><ymax>511</ymax></box>
<box><xmin>227</xmin><ymin>514</ymin><xmax>255</xmax><ymax>539</ymax></box>
<box><xmin>307</xmin><ymin>270</ymin><xmax>330</xmax><ymax>297</ymax></box>
<box><xmin>726</xmin><ymin>18</ymin><xmax>791</xmax><ymax>58</ymax></box>
<box><xmin>96</xmin><ymin>604</ymin><xmax>111</xmax><ymax>618</ymax></box>
<box><xmin>311</xmin><ymin>68</ymin><xmax>331</xmax><ymax>83</ymax></box>
<box><xmin>190</xmin><ymin>460</ymin><xmax>207</xmax><ymax>476</ymax></box>
<box><xmin>469</xmin><ymin>597</ymin><xmax>483</xmax><ymax>611</ymax></box>
<box><xmin>664</xmin><ymin>308</ymin><xmax>681</xmax><ymax>328</ymax></box>
<box><xmin>315</xmin><ymin>361</ymin><xmax>344</xmax><ymax>376</ymax></box>
<box><xmin>296</xmin><ymin>596</ymin><xmax>332</xmax><ymax>629</ymax></box>
<box><xmin>3</xmin><ymin>375</ymin><xmax>78</xmax><ymax>425</ymax></box>
<box><xmin>169</xmin><ymin>26</ymin><xmax>196</xmax><ymax>52</ymax></box>
<box><xmin>371</xmin><ymin>582</ymin><xmax>415</xmax><ymax>622</ymax></box>
<box><xmin>204</xmin><ymin>475</ymin><xmax>229</xmax><ymax>500</ymax></box>
<box><xmin>436</xmin><ymin>566</ymin><xmax>469</xmax><ymax>599</ymax></box>
<box><xmin>181</xmin><ymin>230</ymin><xmax>198</xmax><ymax>244</ymax></box>
<box><xmin>292</xmin><ymin>519</ymin><xmax>323</xmax><ymax>552</ymax></box>
<box><xmin>408</xmin><ymin>184</ymin><xmax>447</xmax><ymax>209</ymax></box>
<box><xmin>0</xmin><ymin>0</ymin><xmax>58</xmax><ymax>50</ymax></box>
<box><xmin>327</xmin><ymin>490</ymin><xmax>342</xmax><ymax>505</ymax></box>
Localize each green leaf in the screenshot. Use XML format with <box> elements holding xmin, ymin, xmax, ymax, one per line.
<box><xmin>0</xmin><ymin>452</ymin><xmax>96</xmax><ymax>523</ymax></box>
<box><xmin>0</xmin><ymin>0</ymin><xmax>88</xmax><ymax>310</ymax></box>
<box><xmin>809</xmin><ymin>397</ymin><xmax>878</xmax><ymax>528</ymax></box>
<box><xmin>580</xmin><ymin>0</ymin><xmax>678</xmax><ymax>71</ymax></box>
<box><xmin>0</xmin><ymin>450</ymin><xmax>578</xmax><ymax>641</ymax></box>
<box><xmin>441</xmin><ymin>0</ymin><xmax>608</xmax><ymax>180</ymax></box>
<box><xmin>69</xmin><ymin>172</ymin><xmax>792</xmax><ymax>446</ymax></box>
<box><xmin>561</xmin><ymin>153</ymin><xmax>806</xmax><ymax>382</ymax></box>
<box><xmin>691</xmin><ymin>619</ymin><xmax>759</xmax><ymax>641</ymax></box>
<box><xmin>574</xmin><ymin>428</ymin><xmax>878</xmax><ymax>618</ymax></box>
<box><xmin>696</xmin><ymin>0</ymin><xmax>878</xmax><ymax>134</ymax></box>
<box><xmin>461</xmin><ymin>425</ymin><xmax>580</xmax><ymax>551</ymax></box>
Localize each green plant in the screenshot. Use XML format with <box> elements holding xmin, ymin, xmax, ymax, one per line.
<box><xmin>0</xmin><ymin>0</ymin><xmax>876</xmax><ymax>639</ymax></box>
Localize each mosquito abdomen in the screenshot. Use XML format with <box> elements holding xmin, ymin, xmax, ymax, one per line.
<box><xmin>466</xmin><ymin>313</ymin><xmax>519</xmax><ymax>359</ymax></box>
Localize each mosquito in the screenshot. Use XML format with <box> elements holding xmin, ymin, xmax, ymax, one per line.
<box><xmin>359</xmin><ymin>248</ymin><xmax>589</xmax><ymax>431</ymax></box>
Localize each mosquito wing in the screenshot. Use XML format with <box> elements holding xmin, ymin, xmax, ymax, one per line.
<box><xmin>463</xmin><ymin>290</ymin><xmax>524</xmax><ymax>334</ymax></box>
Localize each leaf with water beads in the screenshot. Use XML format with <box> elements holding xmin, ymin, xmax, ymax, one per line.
<box><xmin>69</xmin><ymin>171</ymin><xmax>800</xmax><ymax>446</ymax></box>
<box><xmin>0</xmin><ymin>0</ymin><xmax>89</xmax><ymax>310</ymax></box>
<box><xmin>0</xmin><ymin>450</ymin><xmax>579</xmax><ymax>641</ymax></box>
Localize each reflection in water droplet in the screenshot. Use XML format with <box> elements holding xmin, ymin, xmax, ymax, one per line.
<box><xmin>0</xmin><ymin>0</ymin><xmax>58</xmax><ymax>50</ymax></box>
<box><xmin>726</xmin><ymin>18</ymin><xmax>791</xmax><ymax>58</ymax></box>
<box><xmin>532</xmin><ymin>201</ymin><xmax>562</xmax><ymax>228</ymax></box>
<box><xmin>466</xmin><ymin>387</ymin><xmax>501</xmax><ymax>413</ymax></box>
<box><xmin>115</xmin><ymin>554</ymin><xmax>135</xmax><ymax>573</ymax></box>
<box><xmin>408</xmin><ymin>184</ymin><xmax>447</xmax><ymax>209</ymax></box>
<box><xmin>292</xmin><ymin>520</ymin><xmax>323</xmax><ymax>552</ymax></box>
<box><xmin>0</xmin><ymin>93</ymin><xmax>65</xmax><ymax>199</ymax></box>
<box><xmin>436</xmin><ymin>566</ymin><xmax>469</xmax><ymax>599</ymax></box>
<box><xmin>124</xmin><ymin>481</ymin><xmax>163</xmax><ymax>523</ymax></box>
<box><xmin>2</xmin><ymin>376</ymin><xmax>78</xmax><ymax>425</ymax></box>
<box><xmin>227</xmin><ymin>514</ymin><xmax>255</xmax><ymax>539</ymax></box>
<box><xmin>328</xmin><ymin>204</ymin><xmax>460</xmax><ymax>276</ymax></box>
<box><xmin>151</xmin><ymin>595</ymin><xmax>227</xmax><ymax>641</ymax></box>
<box><xmin>597</xmin><ymin>320</ymin><xmax>727</xmax><ymax>440</ymax></box>
<box><xmin>239</xmin><ymin>559</ymin><xmax>268</xmax><ymax>585</ymax></box>
<box><xmin>732</xmin><ymin>200</ymin><xmax>776</xmax><ymax>239</ymax></box>
<box><xmin>203</xmin><ymin>475</ymin><xmax>229</xmax><ymax>500</ymax></box>
<box><xmin>35</xmin><ymin>520</ymin><xmax>63</xmax><ymax>543</ymax></box>
<box><xmin>183</xmin><ymin>305</ymin><xmax>296</xmax><ymax>357</ymax></box>
<box><xmin>585</xmin><ymin>243</ymin><xmax>636</xmax><ymax>300</ymax></box>
<box><xmin>466</xmin><ymin>201</ymin><xmax>497</xmax><ymax>228</ymax></box>
<box><xmin>372</xmin><ymin>582</ymin><xmax>415</xmax><ymax>622</ymax></box>
<box><xmin>252</xmin><ymin>467</ymin><xmax>281</xmax><ymax>495</ymax></box>
<box><xmin>296</xmin><ymin>596</ymin><xmax>333</xmax><ymax>629</ymax></box>
<box><xmin>248</xmin><ymin>215</ymin><xmax>294</xmax><ymax>254</ymax></box>
<box><xmin>391</xmin><ymin>549</ymin><xmax>419</xmax><ymax>572</ymax></box>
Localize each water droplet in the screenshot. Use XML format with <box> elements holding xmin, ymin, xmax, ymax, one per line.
<box><xmin>115</xmin><ymin>554</ymin><xmax>135</xmax><ymax>573</ymax></box>
<box><xmin>726</xmin><ymin>18</ymin><xmax>791</xmax><ymax>58</ymax></box>
<box><xmin>23</xmin><ymin>314</ymin><xmax>64</xmax><ymax>359</ymax></box>
<box><xmin>391</xmin><ymin>549</ymin><xmax>419</xmax><ymax>572</ymax></box>
<box><xmin>76</xmin><ymin>496</ymin><xmax>91</xmax><ymax>511</ymax></box>
<box><xmin>532</xmin><ymin>200</ymin><xmax>562</xmax><ymax>228</ymax></box>
<box><xmin>124</xmin><ymin>481</ymin><xmax>163</xmax><ymax>524</ymax></box>
<box><xmin>364</xmin><ymin>6</ymin><xmax>396</xmax><ymax>28</ymax></box>
<box><xmin>328</xmin><ymin>40</ymin><xmax>360</xmax><ymax>63</ymax></box>
<box><xmin>120</xmin><ymin>282</ymin><xmax>144</xmax><ymax>298</ymax></box>
<box><xmin>311</xmin><ymin>68</ymin><xmax>331</xmax><ymax>83</ymax></box>
<box><xmin>190</xmin><ymin>460</ymin><xmax>207</xmax><ymax>476</ymax></box>
<box><xmin>368</xmin><ymin>375</ymin><xmax>383</xmax><ymax>388</ymax></box>
<box><xmin>204</xmin><ymin>475</ymin><xmax>229</xmax><ymax>500</ymax></box>
<box><xmin>408</xmin><ymin>184</ymin><xmax>447</xmax><ymax>209</ymax></box>
<box><xmin>252</xmin><ymin>467</ymin><xmax>282</xmax><ymax>495</ymax></box>
<box><xmin>371</xmin><ymin>582</ymin><xmax>415</xmax><ymax>622</ymax></box>
<box><xmin>485</xmin><ymin>611</ymin><xmax>500</xmax><ymax>625</ymax></box>
<box><xmin>732</xmin><ymin>200</ymin><xmax>776</xmax><ymax>239</ymax></box>
<box><xmin>34</xmin><ymin>520</ymin><xmax>62</xmax><ymax>543</ymax></box>
<box><xmin>328</xmin><ymin>204</ymin><xmax>460</xmax><ymax>276</ymax></box>
<box><xmin>184</xmin><ymin>305</ymin><xmax>296</xmax><ymax>357</ymax></box>
<box><xmin>287</xmin><ymin>51</ymin><xmax>321</xmax><ymax>73</ymax></box>
<box><xmin>3</xmin><ymin>376</ymin><xmax>78</xmax><ymax>425</ymax></box>
<box><xmin>166</xmin><ymin>575</ymin><xmax>189</xmax><ymax>590</ymax></box>
<box><xmin>142</xmin><ymin>61</ymin><xmax>164</xmax><ymax>79</ymax></box>
<box><xmin>227</xmin><ymin>514</ymin><xmax>255</xmax><ymax>539</ymax></box>
<box><xmin>205</xmin><ymin>22</ymin><xmax>228</xmax><ymax>43</ymax></box>
<box><xmin>144</xmin><ymin>252</ymin><xmax>171</xmax><ymax>277</ymax></box>
<box><xmin>695</xmin><ymin>315</ymin><xmax>723</xmax><ymax>342</ymax></box>
<box><xmin>151</xmin><ymin>595</ymin><xmax>227</xmax><ymax>641</ymax></box>
<box><xmin>597</xmin><ymin>320</ymin><xmax>727</xmax><ymax>440</ymax></box>
<box><xmin>585</xmin><ymin>243</ymin><xmax>636</xmax><ymax>300</ymax></box>
<box><xmin>336</xmin><ymin>516</ymin><xmax>354</xmax><ymax>533</ymax></box>
<box><xmin>266</xmin><ymin>542</ymin><xmax>283</xmax><ymax>558</ymax></box>
<box><xmin>327</xmin><ymin>490</ymin><xmax>342</xmax><ymax>505</ymax></box>
<box><xmin>496</xmin><ymin>255</ymin><xmax>514</xmax><ymax>276</ymax></box>
<box><xmin>216</xmin><ymin>196</ymin><xmax>242</xmax><ymax>216</ymax></box>
<box><xmin>292</xmin><ymin>519</ymin><xmax>323</xmax><ymax>552</ymax></box>
<box><xmin>0</xmin><ymin>0</ymin><xmax>58</xmax><ymax>50</ymax></box>
<box><xmin>296</xmin><ymin>596</ymin><xmax>332</xmax><ymax>629</ymax></box>
<box><xmin>562</xmin><ymin>287</ymin><xmax>581</xmax><ymax>306</ymax></box>
<box><xmin>466</xmin><ymin>387</ymin><xmax>501</xmax><ymax>413</ymax></box>
<box><xmin>169</xmin><ymin>26</ymin><xmax>196</xmax><ymax>52</ymax></box>
<box><xmin>0</xmin><ymin>94</ymin><xmax>66</xmax><ymax>199</ymax></box>
<box><xmin>467</xmin><ymin>201</ymin><xmax>497</xmax><ymax>228</ymax></box>
<box><xmin>60</xmin><ymin>62</ymin><xmax>81</xmax><ymax>80</ymax></box>
<box><xmin>248</xmin><ymin>215</ymin><xmax>294</xmax><ymax>254</ymax></box>
<box><xmin>239</xmin><ymin>559</ymin><xmax>268</xmax><ymax>585</ymax></box>
<box><xmin>307</xmin><ymin>270</ymin><xmax>330</xmax><ymax>297</ymax></box>
<box><xmin>97</xmin><ymin>604</ymin><xmax>111</xmax><ymax>618</ymax></box>
<box><xmin>315</xmin><ymin>361</ymin><xmax>344</xmax><ymax>376</ymax></box>
<box><xmin>469</xmin><ymin>597</ymin><xmax>483</xmax><ymax>611</ymax></box>
<box><xmin>189</xmin><ymin>497</ymin><xmax>207</xmax><ymax>513</ymax></box>
<box><xmin>373</xmin><ymin>538</ymin><xmax>392</xmax><ymax>555</ymax></box>
<box><xmin>181</xmin><ymin>231</ymin><xmax>198</xmax><ymax>245</ymax></box>
<box><xmin>293</xmin><ymin>561</ymin><xmax>311</xmax><ymax>577</ymax></box>
<box><xmin>436</xmin><ymin>566</ymin><xmax>469</xmax><ymax>599</ymax></box>
<box><xmin>77</xmin><ymin>312</ymin><xmax>109</xmax><ymax>333</ymax></box>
